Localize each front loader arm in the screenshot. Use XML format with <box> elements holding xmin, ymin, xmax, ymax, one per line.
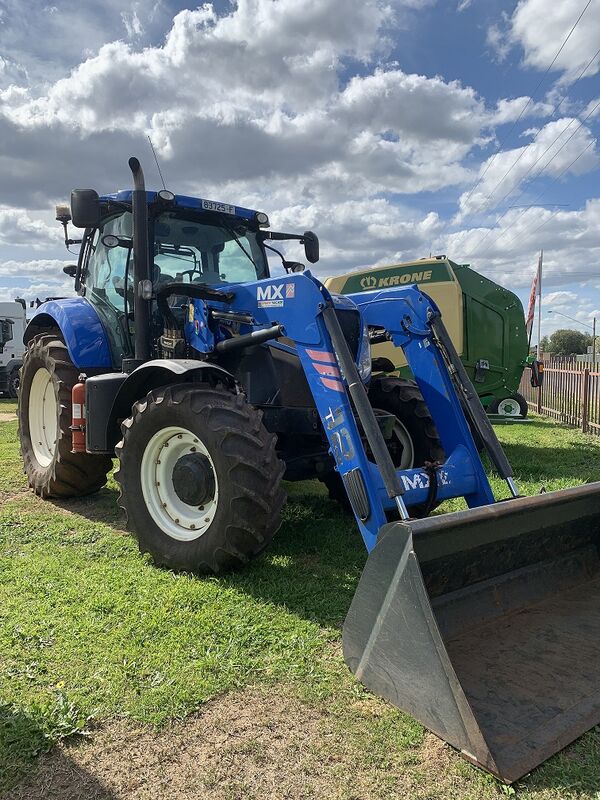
<box><xmin>205</xmin><ymin>273</ymin><xmax>496</xmax><ymax>551</ymax></box>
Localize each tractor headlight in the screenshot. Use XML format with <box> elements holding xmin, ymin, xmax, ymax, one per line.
<box><xmin>357</xmin><ymin>324</ymin><xmax>372</xmax><ymax>383</ymax></box>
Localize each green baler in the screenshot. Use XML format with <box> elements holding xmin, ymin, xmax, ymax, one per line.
<box><xmin>324</xmin><ymin>256</ymin><xmax>529</xmax><ymax>417</ymax></box>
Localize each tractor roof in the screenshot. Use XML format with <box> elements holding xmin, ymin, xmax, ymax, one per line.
<box><xmin>99</xmin><ymin>190</ymin><xmax>260</xmax><ymax>223</ymax></box>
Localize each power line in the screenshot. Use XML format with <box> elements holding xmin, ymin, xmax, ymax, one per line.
<box><xmin>454</xmin><ymin>0</ymin><xmax>594</xmax><ymax>221</ymax></box>
<box><xmin>470</xmin><ymin>133</ymin><xmax>596</xmax><ymax>257</ymax></box>
<box><xmin>467</xmin><ymin>45</ymin><xmax>600</xmax><ymax>221</ymax></box>
<box><xmin>472</xmin><ymin>92</ymin><xmax>600</xmax><ymax>247</ymax></box>
<box><xmin>500</xmin><ymin>207</ymin><xmax>562</xmax><ymax>250</ymax></box>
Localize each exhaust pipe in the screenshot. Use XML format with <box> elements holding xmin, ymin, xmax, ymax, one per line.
<box><xmin>128</xmin><ymin>157</ymin><xmax>152</xmax><ymax>364</ymax></box>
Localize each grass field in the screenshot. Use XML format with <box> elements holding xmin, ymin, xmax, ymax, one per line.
<box><xmin>1</xmin><ymin>397</ymin><xmax>599</xmax><ymax>799</ymax></box>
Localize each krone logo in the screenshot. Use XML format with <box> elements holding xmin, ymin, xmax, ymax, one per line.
<box><xmin>360</xmin><ymin>275</ymin><xmax>377</xmax><ymax>290</ymax></box>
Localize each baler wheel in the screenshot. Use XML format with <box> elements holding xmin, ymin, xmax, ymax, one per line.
<box><xmin>18</xmin><ymin>335</ymin><xmax>112</xmax><ymax>497</ymax></box>
<box><xmin>489</xmin><ymin>391</ymin><xmax>528</xmax><ymax>417</ymax></box>
<box><xmin>115</xmin><ymin>382</ymin><xmax>286</xmax><ymax>572</ymax></box>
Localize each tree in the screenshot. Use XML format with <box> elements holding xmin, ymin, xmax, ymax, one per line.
<box><xmin>539</xmin><ymin>335</ymin><xmax>550</xmax><ymax>353</ymax></box>
<box><xmin>546</xmin><ymin>329</ymin><xmax>592</xmax><ymax>355</ymax></box>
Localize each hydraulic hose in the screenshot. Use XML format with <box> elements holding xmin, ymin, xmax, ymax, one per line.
<box><xmin>156</xmin><ymin>282</ymin><xmax>235</xmax><ymax>328</ymax></box>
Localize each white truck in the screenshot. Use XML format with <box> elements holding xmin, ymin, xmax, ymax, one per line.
<box><xmin>0</xmin><ymin>300</ymin><xmax>26</xmax><ymax>397</ymax></box>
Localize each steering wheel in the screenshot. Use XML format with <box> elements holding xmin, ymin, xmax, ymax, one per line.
<box><xmin>175</xmin><ymin>269</ymin><xmax>197</xmax><ymax>282</ymax></box>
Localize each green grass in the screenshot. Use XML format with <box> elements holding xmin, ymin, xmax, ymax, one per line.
<box><xmin>1</xmin><ymin>399</ymin><xmax>600</xmax><ymax>797</ymax></box>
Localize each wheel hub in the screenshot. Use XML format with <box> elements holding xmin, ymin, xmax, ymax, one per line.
<box><xmin>172</xmin><ymin>453</ymin><xmax>215</xmax><ymax>506</ymax></box>
<box><xmin>498</xmin><ymin>398</ymin><xmax>519</xmax><ymax>416</ymax></box>
<box><xmin>140</xmin><ymin>426</ymin><xmax>219</xmax><ymax>542</ymax></box>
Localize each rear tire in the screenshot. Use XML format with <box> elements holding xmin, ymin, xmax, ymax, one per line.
<box><xmin>18</xmin><ymin>335</ymin><xmax>112</xmax><ymax>498</ymax></box>
<box><xmin>115</xmin><ymin>383</ymin><xmax>286</xmax><ymax>573</ymax></box>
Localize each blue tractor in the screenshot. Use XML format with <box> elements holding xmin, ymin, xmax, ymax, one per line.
<box><xmin>18</xmin><ymin>158</ymin><xmax>600</xmax><ymax>782</ymax></box>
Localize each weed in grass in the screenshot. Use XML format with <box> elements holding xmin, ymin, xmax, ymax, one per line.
<box><xmin>0</xmin><ymin>693</ymin><xmax>89</xmax><ymax>788</ymax></box>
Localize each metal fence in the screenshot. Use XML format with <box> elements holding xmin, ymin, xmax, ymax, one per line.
<box><xmin>519</xmin><ymin>358</ymin><xmax>600</xmax><ymax>434</ymax></box>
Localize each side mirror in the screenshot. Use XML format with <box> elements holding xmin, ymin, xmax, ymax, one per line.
<box><xmin>102</xmin><ymin>234</ymin><xmax>133</xmax><ymax>249</ymax></box>
<box><xmin>63</xmin><ymin>265</ymin><xmax>77</xmax><ymax>277</ymax></box>
<box><xmin>302</xmin><ymin>231</ymin><xmax>319</xmax><ymax>264</ymax></box>
<box><xmin>283</xmin><ymin>261</ymin><xmax>305</xmax><ymax>273</ymax></box>
<box><xmin>70</xmin><ymin>189</ymin><xmax>101</xmax><ymax>228</ymax></box>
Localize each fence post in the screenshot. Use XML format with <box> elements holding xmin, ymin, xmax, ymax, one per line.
<box><xmin>582</xmin><ymin>368</ymin><xmax>590</xmax><ymax>433</ymax></box>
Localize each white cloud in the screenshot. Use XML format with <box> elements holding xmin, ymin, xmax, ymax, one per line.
<box><xmin>456</xmin><ymin>118</ymin><xmax>598</xmax><ymax>219</ymax></box>
<box><xmin>486</xmin><ymin>21</ymin><xmax>511</xmax><ymax>63</ymax></box>
<box><xmin>512</xmin><ymin>0</ymin><xmax>600</xmax><ymax>82</ymax></box>
<box><xmin>488</xmin><ymin>0</ymin><xmax>600</xmax><ymax>83</ymax></box>
<box><xmin>0</xmin><ymin>0</ymin><xmax>489</xmax><ymax>210</ymax></box>
<box><xmin>0</xmin><ymin>208</ymin><xmax>61</xmax><ymax>247</ymax></box>
<box><xmin>0</xmin><ymin>0</ymin><xmax>598</xmax><ymax>320</ymax></box>
<box><xmin>444</xmin><ymin>200</ymin><xmax>600</xmax><ymax>295</ymax></box>
<box><xmin>544</xmin><ymin>290</ymin><xmax>578</xmax><ymax>306</ymax></box>
<box><xmin>584</xmin><ymin>97</ymin><xmax>600</xmax><ymax>119</ymax></box>
<box><xmin>491</xmin><ymin>96</ymin><xmax>553</xmax><ymax>125</ymax></box>
<box><xmin>0</xmin><ymin>259</ymin><xmax>74</xmax><ymax>304</ymax></box>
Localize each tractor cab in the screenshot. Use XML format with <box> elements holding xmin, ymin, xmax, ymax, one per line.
<box><xmin>71</xmin><ymin>193</ymin><xmax>270</xmax><ymax>365</ymax></box>
<box><xmin>64</xmin><ymin>187</ymin><xmax>318</xmax><ymax>368</ymax></box>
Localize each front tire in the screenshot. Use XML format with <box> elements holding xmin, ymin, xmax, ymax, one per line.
<box><xmin>368</xmin><ymin>375</ymin><xmax>445</xmax><ymax>467</ymax></box>
<box><xmin>322</xmin><ymin>376</ymin><xmax>444</xmax><ymax>511</ymax></box>
<box><xmin>18</xmin><ymin>335</ymin><xmax>112</xmax><ymax>497</ymax></box>
<box><xmin>115</xmin><ymin>383</ymin><xmax>286</xmax><ymax>573</ymax></box>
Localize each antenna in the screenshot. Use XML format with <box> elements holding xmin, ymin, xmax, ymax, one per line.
<box><xmin>147</xmin><ymin>136</ymin><xmax>167</xmax><ymax>190</ymax></box>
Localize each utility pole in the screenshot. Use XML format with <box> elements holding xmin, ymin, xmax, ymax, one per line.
<box><xmin>536</xmin><ymin>250</ymin><xmax>543</xmax><ymax>360</ymax></box>
<box><xmin>593</xmin><ymin>316</ymin><xmax>596</xmax><ymax>367</ymax></box>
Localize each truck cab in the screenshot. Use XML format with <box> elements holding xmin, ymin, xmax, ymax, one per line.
<box><xmin>0</xmin><ymin>299</ymin><xmax>26</xmax><ymax>397</ymax></box>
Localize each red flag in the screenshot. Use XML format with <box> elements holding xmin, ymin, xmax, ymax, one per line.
<box><xmin>525</xmin><ymin>253</ymin><xmax>542</xmax><ymax>339</ymax></box>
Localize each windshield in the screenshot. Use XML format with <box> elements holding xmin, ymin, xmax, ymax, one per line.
<box><xmin>152</xmin><ymin>212</ymin><xmax>267</xmax><ymax>286</ymax></box>
<box><xmin>0</xmin><ymin>318</ymin><xmax>13</xmax><ymax>351</ymax></box>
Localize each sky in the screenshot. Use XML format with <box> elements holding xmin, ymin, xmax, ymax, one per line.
<box><xmin>0</xmin><ymin>0</ymin><xmax>599</xmax><ymax>340</ymax></box>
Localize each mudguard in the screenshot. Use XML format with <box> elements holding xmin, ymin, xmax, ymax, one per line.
<box><xmin>86</xmin><ymin>359</ymin><xmax>238</xmax><ymax>453</ymax></box>
<box><xmin>24</xmin><ymin>298</ymin><xmax>112</xmax><ymax>369</ymax></box>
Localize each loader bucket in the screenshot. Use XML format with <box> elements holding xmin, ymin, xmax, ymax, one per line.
<box><xmin>343</xmin><ymin>483</ymin><xmax>600</xmax><ymax>782</ymax></box>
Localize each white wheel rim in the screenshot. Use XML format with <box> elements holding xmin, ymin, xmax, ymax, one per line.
<box><xmin>373</xmin><ymin>409</ymin><xmax>415</xmax><ymax>469</ymax></box>
<box><xmin>28</xmin><ymin>367</ymin><xmax>58</xmax><ymax>468</ymax></box>
<box><xmin>391</xmin><ymin>418</ymin><xmax>415</xmax><ymax>470</ymax></box>
<box><xmin>497</xmin><ymin>398</ymin><xmax>520</xmax><ymax>416</ymax></box>
<box><xmin>140</xmin><ymin>426</ymin><xmax>219</xmax><ymax>542</ymax></box>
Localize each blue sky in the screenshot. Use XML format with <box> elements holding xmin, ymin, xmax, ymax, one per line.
<box><xmin>0</xmin><ymin>0</ymin><xmax>599</xmax><ymax>341</ymax></box>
